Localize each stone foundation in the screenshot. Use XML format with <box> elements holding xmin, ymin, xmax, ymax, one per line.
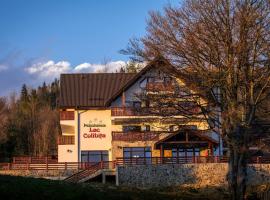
<box><xmin>0</xmin><ymin>169</ymin><xmax>78</xmax><ymax>180</ymax></box>
<box><xmin>117</xmin><ymin>164</ymin><xmax>270</xmax><ymax>188</ymax></box>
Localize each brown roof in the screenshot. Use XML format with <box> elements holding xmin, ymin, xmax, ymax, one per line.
<box><xmin>59</xmin><ymin>57</ymin><xmax>179</xmax><ymax>109</ymax></box>
<box><xmin>59</xmin><ymin>73</ymin><xmax>136</xmax><ymax>108</ymax></box>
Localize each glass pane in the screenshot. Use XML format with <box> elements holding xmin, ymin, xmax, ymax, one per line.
<box><xmin>81</xmin><ymin>155</ymin><xmax>88</xmax><ymax>162</ymax></box>
<box><xmin>186</xmin><ymin>151</ymin><xmax>193</xmax><ymax>157</ymax></box>
<box><xmin>172</xmin><ymin>151</ymin><xmax>177</xmax><ymax>157</ymax></box>
<box><xmin>145</xmin><ymin>147</ymin><xmax>151</xmax><ymax>151</ymax></box>
<box><xmin>89</xmin><ymin>154</ymin><xmax>101</xmax><ymax>163</ymax></box>
<box><xmin>132</xmin><ymin>147</ymin><xmax>144</xmax><ymax>151</ymax></box>
<box><xmin>179</xmin><ymin>151</ymin><xmax>185</xmax><ymax>157</ymax></box>
<box><xmin>102</xmin><ymin>154</ymin><xmax>109</xmax><ymax>161</ymax></box>
<box><xmin>124</xmin><ymin>152</ymin><xmax>130</xmax><ymax>158</ymax></box>
<box><xmin>88</xmin><ymin>151</ymin><xmax>101</xmax><ymax>155</ymax></box>
<box><xmin>145</xmin><ymin>152</ymin><xmax>151</xmax><ymax>158</ymax></box>
<box><xmin>132</xmin><ymin>151</ymin><xmax>145</xmax><ymax>158</ymax></box>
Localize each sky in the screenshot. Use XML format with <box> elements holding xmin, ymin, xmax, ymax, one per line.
<box><xmin>0</xmin><ymin>0</ymin><xmax>179</xmax><ymax>96</ymax></box>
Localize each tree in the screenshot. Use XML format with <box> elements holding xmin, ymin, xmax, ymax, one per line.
<box><xmin>123</xmin><ymin>0</ymin><xmax>270</xmax><ymax>199</ymax></box>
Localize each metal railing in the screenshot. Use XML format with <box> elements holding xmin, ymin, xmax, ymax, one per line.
<box><xmin>112</xmin><ymin>131</ymin><xmax>160</xmax><ymax>141</ymax></box>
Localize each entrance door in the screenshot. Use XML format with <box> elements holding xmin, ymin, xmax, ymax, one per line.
<box><xmin>81</xmin><ymin>151</ymin><xmax>109</xmax><ymax>163</ymax></box>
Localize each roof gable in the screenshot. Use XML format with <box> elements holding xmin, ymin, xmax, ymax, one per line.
<box><xmin>59</xmin><ymin>73</ymin><xmax>136</xmax><ymax>108</ymax></box>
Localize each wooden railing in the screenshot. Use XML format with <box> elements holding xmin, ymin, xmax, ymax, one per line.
<box><xmin>12</xmin><ymin>156</ymin><xmax>58</xmax><ymax>164</ymax></box>
<box><xmin>60</xmin><ymin>111</ymin><xmax>74</xmax><ymax>120</ymax></box>
<box><xmin>112</xmin><ymin>131</ymin><xmax>160</xmax><ymax>141</ymax></box>
<box><xmin>111</xmin><ymin>107</ymin><xmax>137</xmax><ymax>116</ymax></box>
<box><xmin>2</xmin><ymin>156</ymin><xmax>270</xmax><ymax>171</ymax></box>
<box><xmin>111</xmin><ymin>106</ymin><xmax>201</xmax><ymax>116</ymax></box>
<box><xmin>116</xmin><ymin>156</ymin><xmax>270</xmax><ymax>165</ymax></box>
<box><xmin>116</xmin><ymin>156</ymin><xmax>229</xmax><ymax>165</ymax></box>
<box><xmin>146</xmin><ymin>82</ymin><xmax>175</xmax><ymax>92</ymax></box>
<box><xmin>0</xmin><ymin>161</ymin><xmax>116</xmax><ymax>171</ymax></box>
<box><xmin>58</xmin><ymin>135</ymin><xmax>75</xmax><ymax>145</ymax></box>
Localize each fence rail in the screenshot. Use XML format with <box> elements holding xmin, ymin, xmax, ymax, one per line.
<box><xmin>116</xmin><ymin>156</ymin><xmax>270</xmax><ymax>165</ymax></box>
<box><xmin>1</xmin><ymin>156</ymin><xmax>270</xmax><ymax>170</ymax></box>
<box><xmin>12</xmin><ymin>156</ymin><xmax>58</xmax><ymax>164</ymax></box>
<box><xmin>0</xmin><ymin>161</ymin><xmax>116</xmax><ymax>171</ymax></box>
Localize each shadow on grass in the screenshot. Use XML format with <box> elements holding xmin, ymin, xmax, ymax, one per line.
<box><xmin>0</xmin><ymin>175</ymin><xmax>263</xmax><ymax>200</ymax></box>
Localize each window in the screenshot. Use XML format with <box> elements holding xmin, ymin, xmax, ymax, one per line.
<box><xmin>81</xmin><ymin>151</ymin><xmax>108</xmax><ymax>163</ymax></box>
<box><xmin>123</xmin><ymin>126</ymin><xmax>141</xmax><ymax>132</ymax></box>
<box><xmin>123</xmin><ymin>147</ymin><xmax>152</xmax><ymax>158</ymax></box>
<box><xmin>172</xmin><ymin>148</ymin><xmax>200</xmax><ymax>158</ymax></box>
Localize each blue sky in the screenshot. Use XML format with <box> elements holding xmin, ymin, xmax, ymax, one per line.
<box><xmin>0</xmin><ymin>0</ymin><xmax>179</xmax><ymax>96</ymax></box>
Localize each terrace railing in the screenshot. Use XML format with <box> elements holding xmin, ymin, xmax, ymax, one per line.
<box><xmin>0</xmin><ymin>161</ymin><xmax>116</xmax><ymax>171</ymax></box>
<box><xmin>58</xmin><ymin>135</ymin><xmax>75</xmax><ymax>145</ymax></box>
<box><xmin>112</xmin><ymin>131</ymin><xmax>160</xmax><ymax>141</ymax></box>
<box><xmin>116</xmin><ymin>156</ymin><xmax>270</xmax><ymax>166</ymax></box>
<box><xmin>1</xmin><ymin>156</ymin><xmax>270</xmax><ymax>171</ymax></box>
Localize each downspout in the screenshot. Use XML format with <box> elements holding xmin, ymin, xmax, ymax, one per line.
<box><xmin>77</xmin><ymin>110</ymin><xmax>87</xmax><ymax>162</ymax></box>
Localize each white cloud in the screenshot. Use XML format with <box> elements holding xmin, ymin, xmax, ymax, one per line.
<box><xmin>25</xmin><ymin>60</ymin><xmax>127</xmax><ymax>81</ymax></box>
<box><xmin>73</xmin><ymin>60</ymin><xmax>126</xmax><ymax>73</ymax></box>
<box><xmin>25</xmin><ymin>60</ymin><xmax>71</xmax><ymax>81</ymax></box>
<box><xmin>0</xmin><ymin>64</ymin><xmax>8</xmax><ymax>72</ymax></box>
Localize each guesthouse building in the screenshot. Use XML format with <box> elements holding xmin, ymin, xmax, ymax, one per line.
<box><xmin>58</xmin><ymin>58</ymin><xmax>223</xmax><ymax>163</ymax></box>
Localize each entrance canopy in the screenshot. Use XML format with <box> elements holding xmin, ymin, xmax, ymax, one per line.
<box><xmin>154</xmin><ymin>129</ymin><xmax>218</xmax><ymax>149</ymax></box>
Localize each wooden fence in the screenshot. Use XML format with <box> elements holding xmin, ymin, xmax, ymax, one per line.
<box><xmin>1</xmin><ymin>156</ymin><xmax>270</xmax><ymax>171</ymax></box>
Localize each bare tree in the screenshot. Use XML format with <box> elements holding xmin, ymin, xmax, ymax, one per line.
<box><xmin>123</xmin><ymin>0</ymin><xmax>270</xmax><ymax>199</ymax></box>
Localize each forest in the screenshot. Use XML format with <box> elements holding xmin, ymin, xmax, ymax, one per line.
<box><xmin>0</xmin><ymin>80</ymin><xmax>60</xmax><ymax>161</ymax></box>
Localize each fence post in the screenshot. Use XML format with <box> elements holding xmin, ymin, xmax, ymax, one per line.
<box><xmin>46</xmin><ymin>157</ymin><xmax>48</xmax><ymax>171</ymax></box>
<box><xmin>65</xmin><ymin>162</ymin><xmax>67</xmax><ymax>170</ymax></box>
<box><xmin>8</xmin><ymin>163</ymin><xmax>11</xmax><ymax>170</ymax></box>
<box><xmin>256</xmin><ymin>156</ymin><xmax>260</xmax><ymax>164</ymax></box>
<box><xmin>100</xmin><ymin>161</ymin><xmax>104</xmax><ymax>169</ymax></box>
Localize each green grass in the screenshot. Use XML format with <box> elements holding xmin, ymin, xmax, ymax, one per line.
<box><xmin>0</xmin><ymin>175</ymin><xmax>230</xmax><ymax>200</ymax></box>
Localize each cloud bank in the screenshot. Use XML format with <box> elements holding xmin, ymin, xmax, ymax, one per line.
<box><xmin>24</xmin><ymin>60</ymin><xmax>126</xmax><ymax>82</ymax></box>
<box><xmin>0</xmin><ymin>59</ymin><xmax>128</xmax><ymax>96</ymax></box>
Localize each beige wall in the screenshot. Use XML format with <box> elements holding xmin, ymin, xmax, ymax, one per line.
<box><xmin>79</xmin><ymin>110</ymin><xmax>112</xmax><ymax>161</ymax></box>
<box><xmin>58</xmin><ymin>145</ymin><xmax>78</xmax><ymax>162</ymax></box>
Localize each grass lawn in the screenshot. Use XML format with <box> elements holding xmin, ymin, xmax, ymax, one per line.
<box><xmin>0</xmin><ymin>175</ymin><xmax>232</xmax><ymax>200</ymax></box>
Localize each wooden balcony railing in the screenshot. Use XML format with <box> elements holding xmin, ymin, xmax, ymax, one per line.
<box><xmin>112</xmin><ymin>131</ymin><xmax>160</xmax><ymax>141</ymax></box>
<box><xmin>58</xmin><ymin>135</ymin><xmax>75</xmax><ymax>145</ymax></box>
<box><xmin>60</xmin><ymin>111</ymin><xmax>74</xmax><ymax>120</ymax></box>
<box><xmin>111</xmin><ymin>107</ymin><xmax>137</xmax><ymax>116</ymax></box>
<box><xmin>146</xmin><ymin>82</ymin><xmax>175</xmax><ymax>92</ymax></box>
<box><xmin>111</xmin><ymin>106</ymin><xmax>201</xmax><ymax>116</ymax></box>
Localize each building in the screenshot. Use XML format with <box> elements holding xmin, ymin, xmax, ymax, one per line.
<box><xmin>58</xmin><ymin>58</ymin><xmax>223</xmax><ymax>163</ymax></box>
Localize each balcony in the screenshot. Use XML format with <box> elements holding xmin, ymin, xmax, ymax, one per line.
<box><xmin>111</xmin><ymin>107</ymin><xmax>138</xmax><ymax>116</ymax></box>
<box><xmin>146</xmin><ymin>82</ymin><xmax>174</xmax><ymax>93</ymax></box>
<box><xmin>58</xmin><ymin>135</ymin><xmax>75</xmax><ymax>145</ymax></box>
<box><xmin>60</xmin><ymin>111</ymin><xmax>74</xmax><ymax>120</ymax></box>
<box><xmin>111</xmin><ymin>106</ymin><xmax>201</xmax><ymax>117</ymax></box>
<box><xmin>112</xmin><ymin>131</ymin><xmax>160</xmax><ymax>142</ymax></box>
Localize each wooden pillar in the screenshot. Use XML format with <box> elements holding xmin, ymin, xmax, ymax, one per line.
<box><xmin>160</xmin><ymin>144</ymin><xmax>164</xmax><ymax>164</ymax></box>
<box><xmin>208</xmin><ymin>143</ymin><xmax>214</xmax><ymax>156</ymax></box>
